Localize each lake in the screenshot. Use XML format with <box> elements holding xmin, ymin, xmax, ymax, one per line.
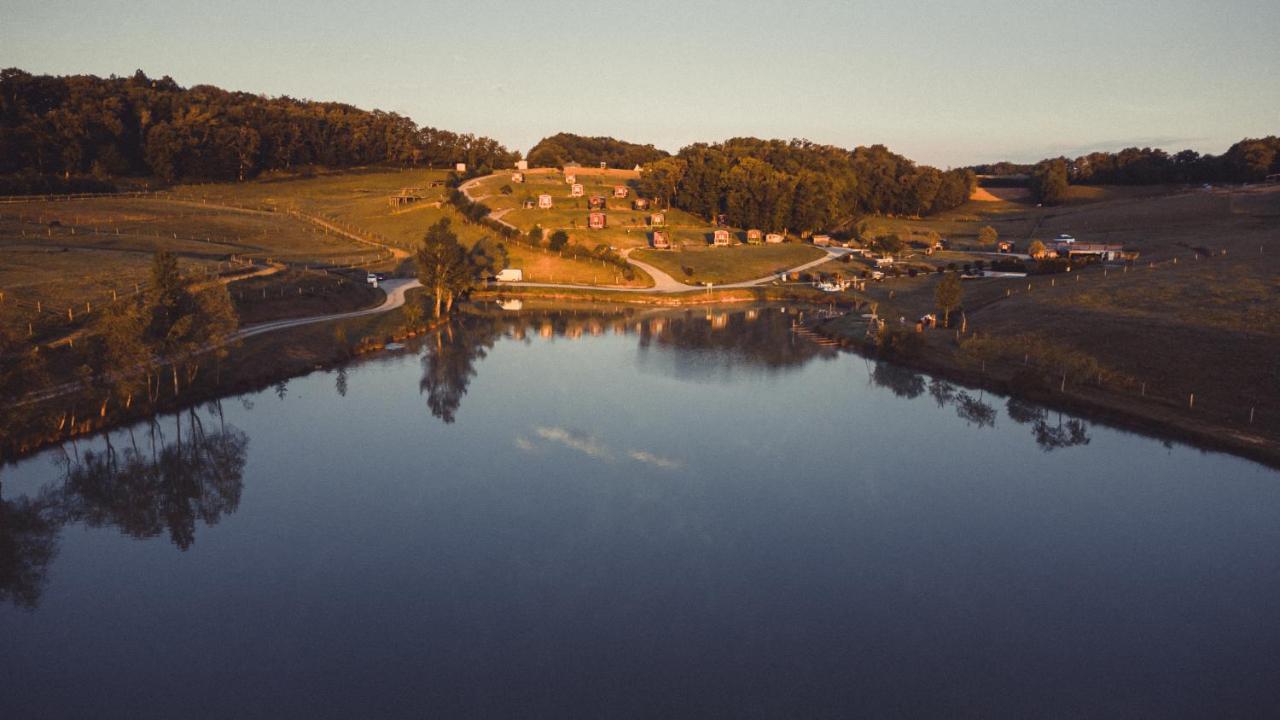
<box><xmin>2</xmin><ymin>303</ymin><xmax>1278</xmax><ymax>719</ymax></box>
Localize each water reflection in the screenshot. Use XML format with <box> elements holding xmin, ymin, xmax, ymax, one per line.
<box><xmin>419</xmin><ymin>315</ymin><xmax>500</xmax><ymax>423</ymax></box>
<box><xmin>0</xmin><ymin>406</ymin><xmax>248</xmax><ymax>609</ymax></box>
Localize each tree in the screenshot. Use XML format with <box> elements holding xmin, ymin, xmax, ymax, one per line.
<box><xmin>1028</xmin><ymin>239</ymin><xmax>1047</xmax><ymax>258</ymax></box>
<box><xmin>548</xmin><ymin>230</ymin><xmax>569</xmax><ymax>251</ymax></box>
<box><xmin>935</xmin><ymin>272</ymin><xmax>963</xmax><ymax>327</ymax></box>
<box><xmin>1030</xmin><ymin>158</ymin><xmax>1069</xmax><ymax>204</ymax></box>
<box><xmin>415</xmin><ymin>218</ymin><xmax>468</xmax><ymax>318</ymax></box>
<box><xmin>978</xmin><ymin>226</ymin><xmax>998</xmax><ymax>246</ymax></box>
<box><xmin>528</xmin><ymin>224</ymin><xmax>544</xmax><ymax>245</ymax></box>
<box><xmin>875</xmin><ymin>233</ymin><xmax>905</xmax><ymax>255</ymax></box>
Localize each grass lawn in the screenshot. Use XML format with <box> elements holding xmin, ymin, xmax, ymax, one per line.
<box><xmin>633</xmin><ymin>243</ymin><xmax>826</xmax><ymax>284</ymax></box>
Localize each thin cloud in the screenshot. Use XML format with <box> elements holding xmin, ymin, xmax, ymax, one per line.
<box><xmin>514</xmin><ymin>435</ymin><xmax>535</xmax><ymax>451</ymax></box>
<box><xmin>627</xmin><ymin>450</ymin><xmax>683</xmax><ymax>470</ymax></box>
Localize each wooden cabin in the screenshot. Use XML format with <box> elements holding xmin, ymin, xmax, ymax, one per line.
<box><xmin>765</xmin><ymin>233</ymin><xmax>784</xmax><ymax>244</ymax></box>
<box><xmin>632</xmin><ymin>198</ymin><xmax>650</xmax><ymax>210</ymax></box>
<box><xmin>746</xmin><ymin>229</ymin><xmax>764</xmax><ymax>244</ymax></box>
<box><xmin>651</xmin><ymin>230</ymin><xmax>672</xmax><ymax>249</ymax></box>
<box><xmin>588</xmin><ymin>195</ymin><xmax>606</xmax><ymax>209</ymax></box>
<box><xmin>538</xmin><ymin>194</ymin><xmax>553</xmax><ymax>209</ymax></box>
<box><xmin>455</xmin><ymin>163</ymin><xmax>467</xmax><ymax>173</ymax></box>
<box><xmin>613</xmin><ymin>185</ymin><xmax>628</xmax><ymax>198</ymax></box>
<box><xmin>812</xmin><ymin>234</ymin><xmax>832</xmax><ymax>247</ymax></box>
<box><xmin>712</xmin><ymin>229</ymin><xmax>732</xmax><ymax>246</ymax></box>
<box><xmin>997</xmin><ymin>240</ymin><xmax>1014</xmax><ymax>253</ymax></box>
<box><xmin>512</xmin><ymin>172</ymin><xmax>525</xmax><ymax>183</ymax></box>
<box><xmin>588</xmin><ymin>212</ymin><xmax>607</xmax><ymax>230</ymax></box>
<box><xmin>648</xmin><ymin>212</ymin><xmax>666</xmax><ymax>227</ymax></box>
<box><xmin>565</xmin><ymin>174</ymin><xmax>576</xmax><ymax>185</ymax></box>
<box><xmin>522</xmin><ymin>199</ymin><xmax>536</xmax><ymax>209</ymax></box>
<box><xmin>570</xmin><ymin>183</ymin><xmax>584</xmax><ymax>197</ymax></box>
<box><xmin>600</xmin><ymin>162</ymin><xmax>608</xmax><ymax>169</ymax></box>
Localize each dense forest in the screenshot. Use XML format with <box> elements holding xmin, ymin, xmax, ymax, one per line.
<box><xmin>526</xmin><ymin>133</ymin><xmax>669</xmax><ymax>169</ymax></box>
<box><xmin>1017</xmin><ymin>137</ymin><xmax>1280</xmax><ymax>204</ymax></box>
<box><xmin>0</xmin><ymin>68</ymin><xmax>519</xmax><ymax>187</ymax></box>
<box><xmin>634</xmin><ymin>138</ymin><xmax>975</xmax><ymax>233</ymax></box>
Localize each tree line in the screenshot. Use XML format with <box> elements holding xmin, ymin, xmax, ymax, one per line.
<box><xmin>0</xmin><ymin>68</ymin><xmax>519</xmax><ymax>186</ymax></box>
<box><xmin>633</xmin><ymin>138</ymin><xmax>976</xmax><ymax>234</ymax></box>
<box><xmin>526</xmin><ymin>132</ymin><xmax>669</xmax><ymax>170</ymax></box>
<box><xmin>1017</xmin><ymin>136</ymin><xmax>1280</xmax><ymax>204</ymax></box>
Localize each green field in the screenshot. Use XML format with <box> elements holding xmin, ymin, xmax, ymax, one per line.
<box><xmin>633</xmin><ymin>243</ymin><xmax>826</xmax><ymax>284</ymax></box>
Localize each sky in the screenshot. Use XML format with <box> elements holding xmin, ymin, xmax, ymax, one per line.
<box><xmin>2</xmin><ymin>0</ymin><xmax>1277</xmax><ymax>167</ymax></box>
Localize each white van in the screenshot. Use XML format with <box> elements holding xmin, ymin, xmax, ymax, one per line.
<box><xmin>495</xmin><ymin>268</ymin><xmax>523</xmax><ymax>282</ymax></box>
<box><xmin>366</xmin><ymin>272</ymin><xmax>378</xmax><ymax>287</ymax></box>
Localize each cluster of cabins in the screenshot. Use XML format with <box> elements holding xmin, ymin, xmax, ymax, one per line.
<box><xmin>998</xmin><ymin>233</ymin><xmax>1132</xmax><ymax>261</ymax></box>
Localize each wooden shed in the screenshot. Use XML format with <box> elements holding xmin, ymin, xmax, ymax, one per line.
<box><xmin>712</xmin><ymin>229</ymin><xmax>732</xmax><ymax>246</ymax></box>
<box><xmin>538</xmin><ymin>194</ymin><xmax>553</xmax><ymax>209</ymax></box>
<box><xmin>455</xmin><ymin>163</ymin><xmax>467</xmax><ymax>173</ymax></box>
<box><xmin>588</xmin><ymin>212</ymin><xmax>607</xmax><ymax>230</ymax></box>
<box><xmin>812</xmin><ymin>234</ymin><xmax>832</xmax><ymax>247</ymax></box>
<box><xmin>632</xmin><ymin>198</ymin><xmax>650</xmax><ymax>211</ymax></box>
<box><xmin>515</xmin><ymin>160</ymin><xmax>529</xmax><ymax>171</ymax></box>
<box><xmin>570</xmin><ymin>183</ymin><xmax>585</xmax><ymax>197</ymax></box>
<box><xmin>613</xmin><ymin>185</ymin><xmax>629</xmax><ymax>198</ymax></box>
<box><xmin>766</xmin><ymin>233</ymin><xmax>784</xmax><ymax>244</ymax></box>
<box><xmin>511</xmin><ymin>172</ymin><xmax>525</xmax><ymax>183</ymax></box>
<box><xmin>746</xmin><ymin>229</ymin><xmax>764</xmax><ymax>244</ymax></box>
<box><xmin>565</xmin><ymin>174</ymin><xmax>576</xmax><ymax>185</ymax></box>
<box><xmin>588</xmin><ymin>195</ymin><xmax>606</xmax><ymax>209</ymax></box>
<box><xmin>651</xmin><ymin>231</ymin><xmax>672</xmax><ymax>249</ymax></box>
<box><xmin>648</xmin><ymin>212</ymin><xmax>666</xmax><ymax>227</ymax></box>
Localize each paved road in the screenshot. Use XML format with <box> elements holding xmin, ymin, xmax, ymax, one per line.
<box><xmin>231</xmin><ymin>278</ymin><xmax>421</xmax><ymax>341</ymax></box>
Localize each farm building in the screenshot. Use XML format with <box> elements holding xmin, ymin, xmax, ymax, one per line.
<box><xmin>633</xmin><ymin>198</ymin><xmax>650</xmax><ymax>210</ymax></box>
<box><xmin>712</xmin><ymin>229</ymin><xmax>732</xmax><ymax>246</ymax></box>
<box><xmin>565</xmin><ymin>174</ymin><xmax>576</xmax><ymax>185</ymax></box>
<box><xmin>1052</xmin><ymin>240</ymin><xmax>1127</xmax><ymax>261</ymax></box>
<box><xmin>388</xmin><ymin>187</ymin><xmax>426</xmax><ymax>209</ymax></box>
<box><xmin>570</xmin><ymin>183</ymin><xmax>585</xmax><ymax>197</ymax></box>
<box><xmin>588</xmin><ymin>212</ymin><xmax>607</xmax><ymax>229</ymax></box>
<box><xmin>515</xmin><ymin>160</ymin><xmax>528</xmax><ymax>171</ymax></box>
<box><xmin>613</xmin><ymin>185</ymin><xmax>628</xmax><ymax>198</ymax></box>
<box><xmin>651</xmin><ymin>231</ymin><xmax>672</xmax><ymax>249</ymax></box>
<box><xmin>812</xmin><ymin>235</ymin><xmax>832</xmax><ymax>247</ymax></box>
<box><xmin>649</xmin><ymin>212</ymin><xmax>666</xmax><ymax>226</ymax></box>
<box><xmin>538</xmin><ymin>194</ymin><xmax>553</xmax><ymax>209</ymax></box>
<box><xmin>512</xmin><ymin>172</ymin><xmax>525</xmax><ymax>183</ymax></box>
<box><xmin>746</xmin><ymin>229</ymin><xmax>764</xmax><ymax>244</ymax></box>
<box><xmin>455</xmin><ymin>163</ymin><xmax>467</xmax><ymax>173</ymax></box>
<box><xmin>765</xmin><ymin>233</ymin><xmax>784</xmax><ymax>244</ymax></box>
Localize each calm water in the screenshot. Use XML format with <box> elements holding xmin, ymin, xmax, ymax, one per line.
<box><xmin>2</xmin><ymin>304</ymin><xmax>1278</xmax><ymax>719</ymax></box>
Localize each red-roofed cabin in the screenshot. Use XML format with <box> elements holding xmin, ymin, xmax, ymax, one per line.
<box><xmin>588</xmin><ymin>212</ymin><xmax>607</xmax><ymax>230</ymax></box>
<box><xmin>712</xmin><ymin>229</ymin><xmax>732</xmax><ymax>246</ymax></box>
<box><xmin>651</xmin><ymin>231</ymin><xmax>671</xmax><ymax>249</ymax></box>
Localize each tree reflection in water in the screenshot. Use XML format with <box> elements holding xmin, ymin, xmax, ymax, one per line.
<box><xmin>1006</xmin><ymin>397</ymin><xmax>1092</xmax><ymax>451</ymax></box>
<box><xmin>419</xmin><ymin>315</ymin><xmax>499</xmax><ymax>423</ymax></box>
<box><xmin>0</xmin><ymin>406</ymin><xmax>248</xmax><ymax>609</ymax></box>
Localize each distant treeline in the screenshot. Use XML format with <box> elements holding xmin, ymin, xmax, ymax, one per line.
<box><xmin>634</xmin><ymin>138</ymin><xmax>976</xmax><ymax>232</ymax></box>
<box><xmin>0</xmin><ymin>68</ymin><xmax>519</xmax><ymax>187</ymax></box>
<box><xmin>989</xmin><ymin>137</ymin><xmax>1280</xmax><ymax>204</ymax></box>
<box><xmin>526</xmin><ymin>133</ymin><xmax>670</xmax><ymax>169</ymax></box>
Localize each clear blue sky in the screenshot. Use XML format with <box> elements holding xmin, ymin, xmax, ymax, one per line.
<box><xmin>3</xmin><ymin>0</ymin><xmax>1277</xmax><ymax>167</ymax></box>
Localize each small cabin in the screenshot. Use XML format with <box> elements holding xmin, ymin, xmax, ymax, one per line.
<box><xmin>613</xmin><ymin>185</ymin><xmax>628</xmax><ymax>198</ymax></box>
<box><xmin>570</xmin><ymin>183</ymin><xmax>584</xmax><ymax>197</ymax></box>
<box><xmin>565</xmin><ymin>174</ymin><xmax>576</xmax><ymax>185</ymax></box>
<box><xmin>648</xmin><ymin>212</ymin><xmax>666</xmax><ymax>227</ymax></box>
<box><xmin>512</xmin><ymin>172</ymin><xmax>525</xmax><ymax>183</ymax></box>
<box><xmin>588</xmin><ymin>195</ymin><xmax>606</xmax><ymax>210</ymax></box>
<box><xmin>522</xmin><ymin>199</ymin><xmax>536</xmax><ymax>209</ymax></box>
<box><xmin>538</xmin><ymin>194</ymin><xmax>553</xmax><ymax>209</ymax></box>
<box><xmin>455</xmin><ymin>163</ymin><xmax>467</xmax><ymax>173</ymax></box>
<box><xmin>588</xmin><ymin>212</ymin><xmax>607</xmax><ymax>230</ymax></box>
<box><xmin>746</xmin><ymin>229</ymin><xmax>764</xmax><ymax>244</ymax></box>
<box><xmin>632</xmin><ymin>198</ymin><xmax>650</xmax><ymax>211</ymax></box>
<box><xmin>599</xmin><ymin>162</ymin><xmax>608</xmax><ymax>170</ymax></box>
<box><xmin>515</xmin><ymin>160</ymin><xmax>529</xmax><ymax>171</ymax></box>
<box><xmin>651</xmin><ymin>231</ymin><xmax>672</xmax><ymax>249</ymax></box>
<box><xmin>997</xmin><ymin>240</ymin><xmax>1013</xmax><ymax>253</ymax></box>
<box><xmin>712</xmin><ymin>229</ymin><xmax>732</xmax><ymax>246</ymax></box>
<box><xmin>812</xmin><ymin>234</ymin><xmax>832</xmax><ymax>247</ymax></box>
<box><xmin>765</xmin><ymin>233</ymin><xmax>784</xmax><ymax>244</ymax></box>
